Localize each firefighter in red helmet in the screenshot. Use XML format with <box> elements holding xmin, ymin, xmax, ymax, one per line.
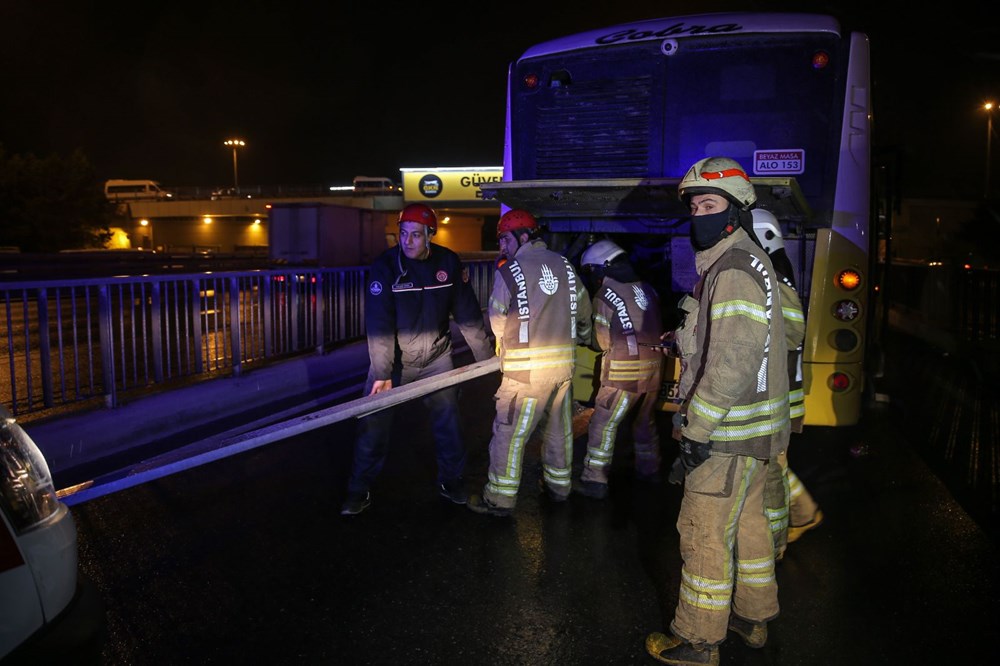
<box><xmin>467</xmin><ymin>209</ymin><xmax>593</xmax><ymax>517</ymax></box>
<box><xmin>340</xmin><ymin>202</ymin><xmax>494</xmax><ymax>516</ymax></box>
<box><xmin>494</xmin><ymin>208</ymin><xmax>539</xmax><ymax>269</ymax></box>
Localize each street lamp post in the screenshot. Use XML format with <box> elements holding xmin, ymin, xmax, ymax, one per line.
<box><xmin>224</xmin><ymin>138</ymin><xmax>245</xmax><ymax>194</ymax></box>
<box><xmin>985</xmin><ymin>103</ymin><xmax>994</xmax><ymax>199</ymax></box>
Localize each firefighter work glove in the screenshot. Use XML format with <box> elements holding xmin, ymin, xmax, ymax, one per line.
<box><xmin>678</xmin><ymin>436</ymin><xmax>711</xmax><ymax>473</ymax></box>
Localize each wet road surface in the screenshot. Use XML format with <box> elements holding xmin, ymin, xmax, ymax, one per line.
<box><xmin>22</xmin><ymin>346</ymin><xmax>998</xmax><ymax>666</ymax></box>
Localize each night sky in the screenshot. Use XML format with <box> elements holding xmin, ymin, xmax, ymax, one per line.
<box><xmin>1</xmin><ymin>1</ymin><xmax>996</xmax><ymax>198</ymax></box>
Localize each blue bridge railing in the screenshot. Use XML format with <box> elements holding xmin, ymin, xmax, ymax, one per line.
<box><xmin>2</xmin><ymin>260</ymin><xmax>496</xmax><ymax>421</ymax></box>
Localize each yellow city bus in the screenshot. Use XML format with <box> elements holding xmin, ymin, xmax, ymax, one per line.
<box><xmin>482</xmin><ymin>12</ymin><xmax>877</xmax><ymax>426</ymax></box>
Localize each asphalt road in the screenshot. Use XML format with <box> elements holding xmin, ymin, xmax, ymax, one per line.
<box><xmin>19</xmin><ymin>348</ymin><xmax>998</xmax><ymax>666</ymax></box>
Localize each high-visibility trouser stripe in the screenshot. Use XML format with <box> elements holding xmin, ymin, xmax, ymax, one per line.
<box><xmin>679</xmin><ymin>569</ymin><xmax>733</xmax><ymax>612</ymax></box>
<box><xmin>543</xmin><ymin>391</ymin><xmax>574</xmax><ymax>489</ymax></box>
<box><xmin>594</xmin><ymin>314</ymin><xmax>610</xmax><ymax>327</ymax></box>
<box><xmin>679</xmin><ymin>459</ymin><xmax>757</xmax><ymax>614</ymax></box>
<box><xmin>710</xmin><ymin>299</ymin><xmax>768</xmax><ymax>325</ymax></box>
<box><xmin>788</xmin><ymin>469</ymin><xmax>807</xmax><ymax>501</ymax></box>
<box><xmin>585</xmin><ymin>391</ymin><xmax>631</xmax><ymax>468</ymax></box>
<box><xmin>737</xmin><ymin>555</ymin><xmax>777</xmax><ymax>588</ymax></box>
<box><xmin>486</xmin><ymin>397</ymin><xmax>536</xmax><ymax>498</ymax></box>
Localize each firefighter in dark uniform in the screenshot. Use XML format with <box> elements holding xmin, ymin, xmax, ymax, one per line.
<box><xmin>340</xmin><ymin>203</ymin><xmax>494</xmax><ymax>516</ymax></box>
<box><xmin>467</xmin><ymin>209</ymin><xmax>592</xmax><ymax>517</ymax></box>
<box><xmin>575</xmin><ymin>239</ymin><xmax>664</xmax><ymax>499</ymax></box>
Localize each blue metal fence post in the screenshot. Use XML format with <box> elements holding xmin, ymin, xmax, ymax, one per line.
<box><xmin>36</xmin><ymin>288</ymin><xmax>54</xmax><ymax>408</ymax></box>
<box><xmin>229</xmin><ymin>276</ymin><xmax>242</xmax><ymax>376</ymax></box>
<box><xmin>97</xmin><ymin>285</ymin><xmax>117</xmax><ymax>408</ymax></box>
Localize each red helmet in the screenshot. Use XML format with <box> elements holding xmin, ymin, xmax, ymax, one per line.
<box><xmin>398</xmin><ymin>203</ymin><xmax>437</xmax><ymax>232</ymax></box>
<box><xmin>496</xmin><ymin>209</ymin><xmax>538</xmax><ymax>238</ymax></box>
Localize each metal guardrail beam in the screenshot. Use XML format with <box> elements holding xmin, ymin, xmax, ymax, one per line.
<box><xmin>57</xmin><ymin>357</ymin><xmax>500</xmax><ymax>505</ymax></box>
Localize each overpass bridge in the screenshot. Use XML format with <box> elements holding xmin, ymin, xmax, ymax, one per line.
<box><xmin>113</xmin><ymin>166</ymin><xmax>506</xmax><ymax>255</ymax></box>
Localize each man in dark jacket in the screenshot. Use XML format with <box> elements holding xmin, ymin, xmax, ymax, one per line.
<box><xmin>340</xmin><ymin>203</ymin><xmax>494</xmax><ymax>516</ymax></box>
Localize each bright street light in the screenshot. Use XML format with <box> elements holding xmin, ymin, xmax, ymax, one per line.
<box><xmin>984</xmin><ymin>103</ymin><xmax>994</xmax><ymax>199</ymax></box>
<box><xmin>224</xmin><ymin>138</ymin><xmax>246</xmax><ymax>193</ymax></box>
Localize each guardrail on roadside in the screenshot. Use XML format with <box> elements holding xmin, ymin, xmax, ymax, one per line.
<box><xmin>2</xmin><ymin>260</ymin><xmax>496</xmax><ymax>421</ymax></box>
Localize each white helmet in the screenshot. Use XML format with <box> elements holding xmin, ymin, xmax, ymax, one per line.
<box><xmin>678</xmin><ymin>156</ymin><xmax>757</xmax><ymax>210</ymax></box>
<box><xmin>751</xmin><ymin>209</ymin><xmax>784</xmax><ymax>254</ymax></box>
<box><xmin>581</xmin><ymin>239</ymin><xmax>626</xmax><ymax>268</ymax></box>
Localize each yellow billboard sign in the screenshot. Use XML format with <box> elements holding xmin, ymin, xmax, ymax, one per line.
<box><xmin>400</xmin><ymin>166</ymin><xmax>503</xmax><ymax>204</ymax></box>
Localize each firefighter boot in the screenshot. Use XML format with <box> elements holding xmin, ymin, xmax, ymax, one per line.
<box><xmin>728</xmin><ymin>615</ymin><xmax>767</xmax><ymax>648</ymax></box>
<box><xmin>787</xmin><ymin>509</ymin><xmax>824</xmax><ymax>543</ymax></box>
<box><xmin>645</xmin><ymin>632</ymin><xmax>719</xmax><ymax>666</ymax></box>
<box><xmin>467</xmin><ymin>494</ymin><xmax>513</xmax><ymax>517</ymax></box>
<box><xmin>572</xmin><ymin>479</ymin><xmax>609</xmax><ymax>500</ymax></box>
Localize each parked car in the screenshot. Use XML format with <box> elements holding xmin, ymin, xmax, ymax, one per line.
<box><xmin>1</xmin><ymin>404</ymin><xmax>104</xmax><ymax>662</ymax></box>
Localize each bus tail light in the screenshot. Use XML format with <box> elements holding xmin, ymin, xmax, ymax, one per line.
<box><xmin>829</xmin><ymin>372</ymin><xmax>851</xmax><ymax>392</ymax></box>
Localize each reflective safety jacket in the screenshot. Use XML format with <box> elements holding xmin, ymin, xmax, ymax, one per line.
<box><xmin>365</xmin><ymin>243</ymin><xmax>493</xmax><ymax>380</ymax></box>
<box><xmin>679</xmin><ymin>228</ymin><xmax>789</xmax><ymax>460</ymax></box>
<box><xmin>490</xmin><ymin>238</ymin><xmax>592</xmax><ymax>384</ymax></box>
<box><xmin>592</xmin><ymin>276</ymin><xmax>663</xmax><ymax>394</ymax></box>
<box><xmin>777</xmin><ymin>275</ymin><xmax>806</xmax><ymax>432</ymax></box>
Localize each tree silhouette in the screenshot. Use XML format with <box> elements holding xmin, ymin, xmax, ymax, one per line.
<box><xmin>0</xmin><ymin>145</ymin><xmax>112</xmax><ymax>252</ymax></box>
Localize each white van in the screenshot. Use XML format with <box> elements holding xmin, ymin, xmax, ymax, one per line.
<box><xmin>104</xmin><ymin>179</ymin><xmax>173</xmax><ymax>201</ymax></box>
<box><xmin>352</xmin><ymin>176</ymin><xmax>398</xmax><ymax>194</ymax></box>
<box><xmin>1</xmin><ymin>404</ymin><xmax>103</xmax><ymax>660</ymax></box>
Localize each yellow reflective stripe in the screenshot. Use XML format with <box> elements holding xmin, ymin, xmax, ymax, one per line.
<box><xmin>737</xmin><ymin>555</ymin><xmax>776</xmax><ymax>587</ymax></box>
<box><xmin>788</xmin><ymin>469</ymin><xmax>807</xmax><ymax>500</ymax></box>
<box><xmin>486</xmin><ymin>397</ymin><xmax>536</xmax><ymax>497</ymax></box>
<box><xmin>608</xmin><ymin>359</ymin><xmax>661</xmax><ymax>370</ymax></box>
<box><xmin>678</xmin><ymin>568</ymin><xmax>733</xmax><ymax>611</ymax></box>
<box><xmin>782</xmin><ymin>306</ymin><xmax>805</xmax><ymax>323</ymax></box>
<box><xmin>790</xmin><ymin>391</ymin><xmax>805</xmax><ymax>419</ymax></box>
<box><xmin>489</xmin><ymin>295</ymin><xmax>508</xmax><ymax>314</ymax></box>
<box><xmin>595</xmin><ymin>392</ymin><xmax>630</xmax><ymax>459</ymax></box>
<box><xmin>710</xmin><ymin>299</ymin><xmax>768</xmax><ymax>325</ymax></box>
<box><xmin>690</xmin><ymin>394</ymin><xmax>726</xmax><ymax>422</ymax></box>
<box><xmin>504</xmin><ymin>344</ymin><xmax>576</xmax><ymax>359</ymax></box>
<box><xmin>726</xmin><ymin>396</ymin><xmax>788</xmax><ymax>420</ymax></box>
<box><xmin>504</xmin><ymin>359</ymin><xmax>575</xmax><ymax>372</ymax></box>
<box><xmin>711</xmin><ymin>414</ymin><xmax>789</xmax><ymax>440</ymax></box>
<box><xmin>766</xmin><ymin>504</ymin><xmax>789</xmax><ymax>534</ymax></box>
<box><xmin>594</xmin><ymin>313</ymin><xmax>610</xmax><ymax>327</ymax></box>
